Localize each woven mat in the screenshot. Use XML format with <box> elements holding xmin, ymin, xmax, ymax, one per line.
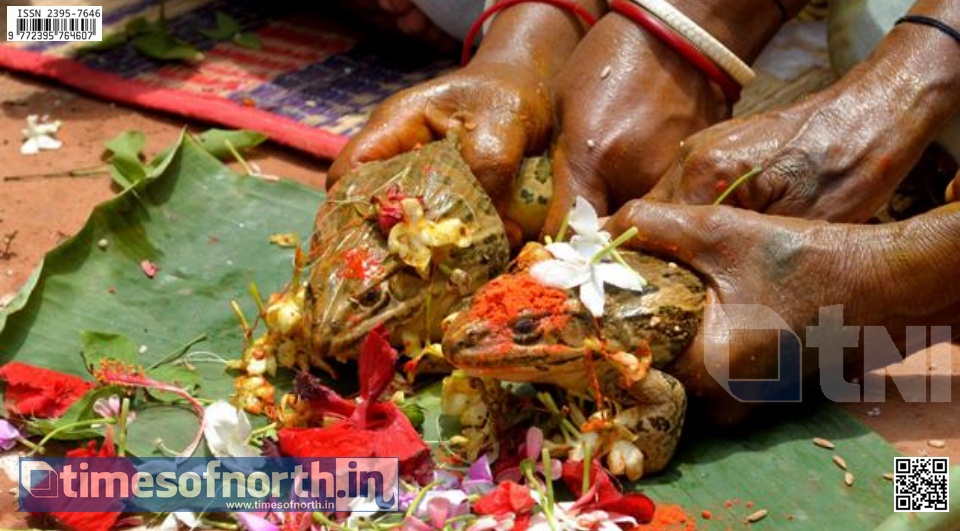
<box><xmin>0</xmin><ymin>0</ymin><xmax>455</xmax><ymax>159</ymax></box>
<box><xmin>0</xmin><ymin>0</ymin><xmax>835</xmax><ymax>160</ymax></box>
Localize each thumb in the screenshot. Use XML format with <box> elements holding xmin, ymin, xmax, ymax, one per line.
<box><xmin>459</xmin><ymin>120</ymin><xmax>530</xmax><ymax>213</ymax></box>
<box><xmin>543</xmin><ymin>138</ymin><xmax>609</xmax><ymax>239</ymax></box>
<box><xmin>328</xmin><ymin>102</ymin><xmax>435</xmax><ymax>188</ymax></box>
<box><xmin>605</xmin><ymin>200</ymin><xmax>724</xmax><ymax>271</ymax></box>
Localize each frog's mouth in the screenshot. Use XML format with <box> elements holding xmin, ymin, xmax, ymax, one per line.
<box><xmin>442</xmin><ymin>328</ymin><xmax>588</xmax><ymax>383</ymax></box>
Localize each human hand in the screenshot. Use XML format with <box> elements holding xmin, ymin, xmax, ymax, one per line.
<box><xmin>328</xmin><ymin>62</ymin><xmax>553</xmax><ymax>213</ymax></box>
<box><xmin>335</xmin><ymin>0</ymin><xmax>456</xmax><ymax>49</ymax></box>
<box><xmin>647</xmin><ymin>6</ymin><xmax>960</xmax><ymax>222</ymax></box>
<box><xmin>544</xmin><ymin>13</ymin><xmax>729</xmax><ymax>235</ymax></box>
<box><xmin>605</xmin><ymin>200</ymin><xmax>895</xmax><ymax>423</ymax></box>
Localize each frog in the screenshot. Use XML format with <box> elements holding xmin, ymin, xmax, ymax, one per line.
<box><xmin>305</xmin><ymin>139</ymin><xmax>511</xmax><ymax>363</ymax></box>
<box><xmin>441</xmin><ymin>242</ymin><xmax>705</xmax><ymax>474</ymax></box>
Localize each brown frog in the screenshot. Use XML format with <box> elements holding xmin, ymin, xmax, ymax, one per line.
<box><xmin>441</xmin><ymin>243</ymin><xmax>705</xmax><ymax>474</ymax></box>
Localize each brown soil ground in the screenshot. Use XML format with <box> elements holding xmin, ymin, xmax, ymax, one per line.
<box><xmin>1</xmin><ymin>71</ymin><xmax>959</xmax><ymax>527</ymax></box>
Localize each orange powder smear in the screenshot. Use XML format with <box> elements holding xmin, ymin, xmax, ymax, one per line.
<box><xmin>636</xmin><ymin>504</ymin><xmax>697</xmax><ymax>531</ymax></box>
<box><xmin>467</xmin><ymin>273</ymin><xmax>571</xmax><ymax>329</ymax></box>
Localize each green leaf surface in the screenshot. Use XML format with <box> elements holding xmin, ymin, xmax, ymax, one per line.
<box><xmin>0</xmin><ymin>134</ymin><xmax>910</xmax><ymax>527</ymax></box>
<box><xmin>146</xmin><ymin>364</ymin><xmax>201</xmax><ymax>403</ymax></box>
<box><xmin>78</xmin><ymin>31</ymin><xmax>127</xmax><ymax>53</ymax></box>
<box><xmin>233</xmin><ymin>33</ymin><xmax>261</xmax><ymax>50</ymax></box>
<box><xmin>194</xmin><ymin>129</ymin><xmax>268</xmax><ymax>160</ymax></box>
<box><xmin>133</xmin><ymin>31</ymin><xmax>203</xmax><ymax>63</ymax></box>
<box><xmin>104</xmin><ymin>130</ymin><xmax>148</xmax><ymax>189</ymax></box>
<box><xmin>199</xmin><ymin>11</ymin><xmax>241</xmax><ymax>41</ymax></box>
<box><xmin>80</xmin><ymin>329</ymin><xmax>141</xmax><ymax>372</ymax></box>
<box><xmin>0</xmin><ymin>134</ymin><xmax>321</xmax><ymax>455</ymax></box>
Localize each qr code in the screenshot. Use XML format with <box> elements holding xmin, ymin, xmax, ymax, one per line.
<box><xmin>894</xmin><ymin>457</ymin><xmax>949</xmax><ymax>512</ymax></box>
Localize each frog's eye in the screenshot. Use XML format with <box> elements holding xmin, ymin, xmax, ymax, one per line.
<box><xmin>511</xmin><ymin>315</ymin><xmax>542</xmax><ymax>344</ymax></box>
<box><xmin>355</xmin><ymin>286</ymin><xmax>384</xmax><ymax>307</ymax></box>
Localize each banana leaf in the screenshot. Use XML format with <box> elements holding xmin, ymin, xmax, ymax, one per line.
<box><xmin>0</xmin><ymin>134</ymin><xmax>931</xmax><ymax>528</ymax></box>
<box><xmin>0</xmin><ymin>133</ymin><xmax>321</xmax><ymax>457</ymax></box>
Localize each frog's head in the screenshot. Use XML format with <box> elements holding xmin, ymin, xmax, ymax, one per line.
<box><xmin>441</xmin><ymin>249</ymin><xmax>598</xmax><ymax>385</ymax></box>
<box><xmin>306</xmin><ymin>222</ymin><xmax>428</xmax><ymax>361</ymax></box>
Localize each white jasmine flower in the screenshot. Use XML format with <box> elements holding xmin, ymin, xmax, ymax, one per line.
<box><xmin>21</xmin><ymin>114</ymin><xmax>63</xmax><ymax>155</ymax></box>
<box><xmin>156</xmin><ymin>511</ymin><xmax>198</xmax><ymax>531</ymax></box>
<box><xmin>203</xmin><ymin>400</ymin><xmax>260</xmax><ymax>457</ymax></box>
<box><xmin>532</xmin><ymin>197</ymin><xmax>646</xmax><ymax>317</ymax></box>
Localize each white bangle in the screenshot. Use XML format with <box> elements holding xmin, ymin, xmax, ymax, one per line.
<box><xmin>622</xmin><ymin>0</ymin><xmax>756</xmax><ymax>86</ymax></box>
<box><xmin>483</xmin><ymin>0</ymin><xmax>498</xmax><ymax>34</ymax></box>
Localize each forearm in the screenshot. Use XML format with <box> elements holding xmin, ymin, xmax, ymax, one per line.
<box><xmin>872</xmin><ymin>203</ymin><xmax>960</xmax><ymax>334</ymax></box>
<box><xmin>670</xmin><ymin>0</ymin><xmax>810</xmax><ymax>62</ymax></box>
<box><xmin>826</xmin><ymin>0</ymin><xmax>960</xmax><ymax>182</ymax></box>
<box><xmin>474</xmin><ymin>0</ymin><xmax>607</xmax><ymax>80</ymax></box>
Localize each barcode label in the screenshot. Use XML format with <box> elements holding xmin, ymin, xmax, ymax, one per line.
<box><xmin>6</xmin><ymin>6</ymin><xmax>102</xmax><ymax>42</ymax></box>
<box><xmin>894</xmin><ymin>457</ymin><xmax>950</xmax><ymax>512</ymax></box>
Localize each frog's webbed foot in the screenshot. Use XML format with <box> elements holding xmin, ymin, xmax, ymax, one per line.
<box><xmin>606</xmin><ymin>368</ymin><xmax>686</xmax><ymax>475</ymax></box>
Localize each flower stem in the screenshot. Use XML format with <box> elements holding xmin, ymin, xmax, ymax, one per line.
<box><xmin>590</xmin><ymin>227</ymin><xmax>638</xmax><ymax>264</ymax></box>
<box><xmin>554</xmin><ymin>212</ymin><xmax>570</xmax><ymax>243</ymax></box>
<box><xmin>31</xmin><ymin>418</ymin><xmax>117</xmax><ymax>455</ymax></box>
<box><xmin>199</xmin><ymin>519</ymin><xmax>238</xmax><ymax>530</ymax></box>
<box><xmin>149</xmin><ymin>333</ymin><xmax>208</xmax><ymax>369</ymax></box>
<box><xmin>246</xmin><ymin>422</ymin><xmax>277</xmax><ymax>443</ymax></box>
<box><xmin>313</xmin><ymin>512</ymin><xmax>350</xmax><ymax>531</ymax></box>
<box><xmin>15</xmin><ymin>437</ymin><xmax>42</xmax><ymax>453</ymax></box>
<box><xmin>581</xmin><ymin>442</ymin><xmax>593</xmax><ymax>495</ymax></box>
<box><xmin>404</xmin><ymin>479</ymin><xmax>442</xmax><ymax>518</ymax></box>
<box><xmin>542</xmin><ymin>447</ymin><xmax>556</xmax><ymax>507</ymax></box>
<box><xmin>224</xmin><ymin>139</ymin><xmax>254</xmax><ymax>176</ymax></box>
<box><xmin>117</xmin><ymin>397</ymin><xmax>131</xmax><ymax>457</ymax></box>
<box><xmin>249</xmin><ymin>282</ymin><xmax>267</xmax><ymax>317</ymax></box>
<box><xmin>713</xmin><ymin>166</ymin><xmax>762</xmax><ymax>206</ymax></box>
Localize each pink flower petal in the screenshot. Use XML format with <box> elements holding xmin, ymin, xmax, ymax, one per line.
<box><xmin>140</xmin><ymin>260</ymin><xmax>158</xmax><ymax>278</ymax></box>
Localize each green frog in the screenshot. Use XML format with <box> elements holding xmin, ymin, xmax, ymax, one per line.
<box><xmin>441</xmin><ymin>242</ymin><xmax>705</xmax><ymax>474</ymax></box>
<box><xmin>305</xmin><ymin>139</ymin><xmax>511</xmax><ymax>363</ymax></box>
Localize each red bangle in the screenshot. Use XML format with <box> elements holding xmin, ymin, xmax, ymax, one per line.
<box><xmin>461</xmin><ymin>0</ymin><xmax>598</xmax><ymax>66</ymax></box>
<box><xmin>609</xmin><ymin>0</ymin><xmax>741</xmax><ymax>104</ymax></box>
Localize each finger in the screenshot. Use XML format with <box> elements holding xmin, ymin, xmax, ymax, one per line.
<box><xmin>328</xmin><ymin>101</ymin><xmax>436</xmax><ymax>187</ymax></box>
<box><xmin>458</xmin><ymin>120</ymin><xmax>529</xmax><ymax>212</ymax></box>
<box><xmin>396</xmin><ymin>9</ymin><xmax>429</xmax><ymax>35</ymax></box>
<box><xmin>543</xmin><ymin>135</ymin><xmax>609</xmax><ymax>238</ymax></box>
<box><xmin>604</xmin><ymin>200</ymin><xmax>723</xmax><ymax>270</ymax></box>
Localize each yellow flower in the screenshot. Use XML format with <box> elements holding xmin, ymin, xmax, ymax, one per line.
<box><xmin>387</xmin><ymin>198</ymin><xmax>471</xmax><ymax>278</ymax></box>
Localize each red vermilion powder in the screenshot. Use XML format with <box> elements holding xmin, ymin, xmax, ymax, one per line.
<box><xmin>467</xmin><ymin>273</ymin><xmax>571</xmax><ymax>329</ymax></box>
<box><xmin>636</xmin><ymin>504</ymin><xmax>697</xmax><ymax>531</ymax></box>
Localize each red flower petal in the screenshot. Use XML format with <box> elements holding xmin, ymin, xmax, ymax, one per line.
<box><xmin>278</xmin><ymin>402</ymin><xmax>432</xmax><ymax>483</ymax></box>
<box><xmin>562</xmin><ymin>460</ymin><xmax>656</xmax><ymax>524</ymax></box>
<box><xmin>473</xmin><ymin>481</ymin><xmax>536</xmax><ymax>516</ymax></box>
<box><xmin>52</xmin><ymin>433</ymin><xmax>121</xmax><ymax>531</ymax></box>
<box><xmin>593</xmin><ymin>493</ymin><xmax>655</xmax><ymax>524</ymax></box>
<box><xmin>0</xmin><ymin>362</ymin><xmax>93</xmax><ymax>418</ymax></box>
<box><xmin>53</xmin><ymin>510</ymin><xmax>122</xmax><ymax>531</ymax></box>
<box><xmin>140</xmin><ymin>260</ymin><xmax>158</xmax><ymax>279</ymax></box>
<box><xmin>358</xmin><ymin>324</ymin><xmax>397</xmax><ymax>404</ymax></box>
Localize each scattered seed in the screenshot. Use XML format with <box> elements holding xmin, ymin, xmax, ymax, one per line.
<box><xmin>138</xmin><ymin>345</ymin><xmax>148</xmax><ymax>355</ymax></box>
<box><xmin>746</xmin><ymin>509</ymin><xmax>768</xmax><ymax>523</ymax></box>
<box><xmin>599</xmin><ymin>65</ymin><xmax>612</xmax><ymax>79</ymax></box>
<box><xmin>304</xmin><ymin>100</ymin><xmax>317</xmax><ymax>108</ymax></box>
<box><xmin>97</xmin><ymin>238</ymin><xmax>109</xmax><ymax>250</ymax></box>
<box><xmin>140</xmin><ymin>259</ymin><xmax>158</xmax><ymax>278</ymax></box>
<box><xmin>464</xmin><ymin>121</ymin><xmax>477</xmax><ymax>131</ymax></box>
<box><xmin>845</xmin><ymin>472</ymin><xmax>855</xmax><ymax>486</ymax></box>
<box><xmin>586</xmin><ymin>139</ymin><xmax>596</xmax><ymax>150</ymax></box>
<box><xmin>883</xmin><ymin>472</ymin><xmax>894</xmax><ymax>481</ymax></box>
<box><xmin>813</xmin><ymin>437</ymin><xmax>835</xmax><ymax>449</ymax></box>
<box><xmin>833</xmin><ymin>455</ymin><xmax>847</xmax><ymax>470</ymax></box>
<box><xmin>928</xmin><ymin>439</ymin><xmax>946</xmax><ymax>448</ymax></box>
<box><xmin>701</xmin><ymin>510</ymin><xmax>712</xmax><ymax>520</ymax></box>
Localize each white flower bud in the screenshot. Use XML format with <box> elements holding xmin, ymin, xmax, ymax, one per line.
<box><xmin>607</xmin><ymin>440</ymin><xmax>644</xmax><ymax>481</ymax></box>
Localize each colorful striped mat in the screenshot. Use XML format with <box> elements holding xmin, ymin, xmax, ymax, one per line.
<box><xmin>0</xmin><ymin>0</ymin><xmax>455</xmax><ymax>159</ymax></box>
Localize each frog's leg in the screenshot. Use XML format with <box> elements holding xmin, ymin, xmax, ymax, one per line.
<box><xmin>607</xmin><ymin>368</ymin><xmax>686</xmax><ymax>475</ymax></box>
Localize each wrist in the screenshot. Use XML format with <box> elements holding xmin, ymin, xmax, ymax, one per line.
<box><xmin>473</xmin><ymin>0</ymin><xmax>606</xmax><ymax>80</ymax></box>
<box><xmin>877</xmin><ymin>204</ymin><xmax>960</xmax><ymax>333</ymax></box>
<box><xmin>665</xmin><ymin>0</ymin><xmax>794</xmax><ymax>62</ymax></box>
